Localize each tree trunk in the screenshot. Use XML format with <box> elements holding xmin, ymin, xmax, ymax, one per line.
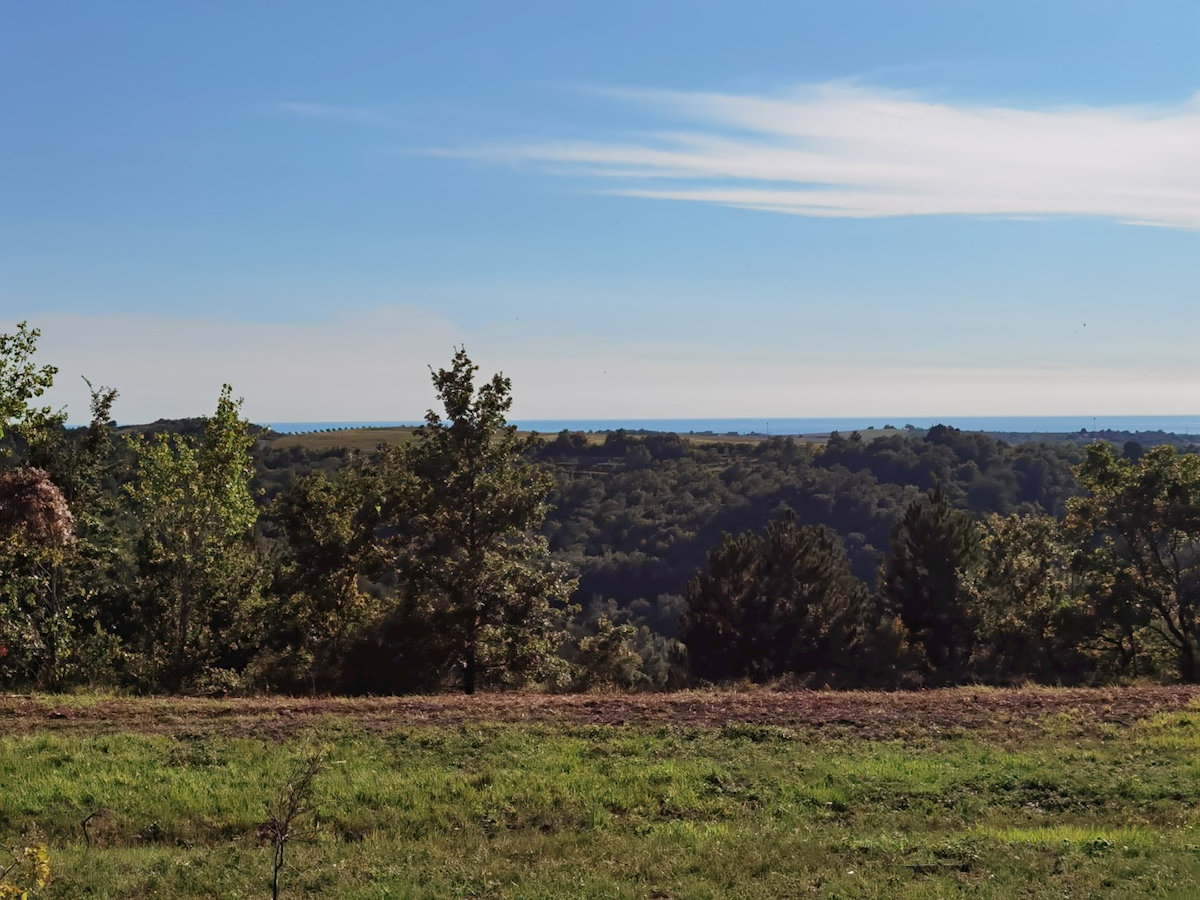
<box><xmin>1180</xmin><ymin>639</ymin><xmax>1199</xmax><ymax>683</ymax></box>
<box><xmin>462</xmin><ymin>599</ymin><xmax>479</xmax><ymax>694</ymax></box>
<box><xmin>173</xmin><ymin>573</ymin><xmax>192</xmax><ymax>693</ymax></box>
<box><xmin>463</xmin><ymin>643</ymin><xmax>477</xmax><ymax>695</ymax></box>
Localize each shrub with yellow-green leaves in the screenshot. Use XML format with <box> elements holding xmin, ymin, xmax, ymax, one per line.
<box><xmin>0</xmin><ymin>828</ymin><xmax>50</xmax><ymax>900</ymax></box>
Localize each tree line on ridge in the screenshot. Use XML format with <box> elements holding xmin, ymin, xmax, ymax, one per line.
<box><xmin>3</xmin><ymin>322</ymin><xmax>1200</xmax><ymax>693</ymax></box>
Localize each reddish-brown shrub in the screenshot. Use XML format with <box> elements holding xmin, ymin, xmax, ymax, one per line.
<box><xmin>0</xmin><ymin>467</ymin><xmax>74</xmax><ymax>547</ymax></box>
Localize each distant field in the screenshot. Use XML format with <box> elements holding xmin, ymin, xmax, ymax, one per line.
<box><xmin>265</xmin><ymin>425</ymin><xmax>841</xmax><ymax>452</ymax></box>
<box><xmin>264</xmin><ymin>423</ymin><xmax>1137</xmax><ymax>454</ymax></box>
<box><xmin>4</xmin><ymin>687</ymin><xmax>1200</xmax><ymax>899</ymax></box>
<box><xmin>264</xmin><ymin>425</ymin><xmax>422</xmax><ymax>452</ymax></box>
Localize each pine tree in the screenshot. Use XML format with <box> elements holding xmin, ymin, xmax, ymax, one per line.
<box><xmin>881</xmin><ymin>483</ymin><xmax>979</xmax><ymax>678</ymax></box>
<box><xmin>399</xmin><ymin>349</ymin><xmax>575</xmax><ymax>693</ymax></box>
<box><xmin>683</xmin><ymin>512</ymin><xmax>870</xmax><ymax>683</ymax></box>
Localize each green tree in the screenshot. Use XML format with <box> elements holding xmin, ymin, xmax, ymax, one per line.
<box><xmin>881</xmin><ymin>483</ymin><xmax>980</xmax><ymax>678</ymax></box>
<box><xmin>398</xmin><ymin>349</ymin><xmax>575</xmax><ymax>693</ymax></box>
<box><xmin>265</xmin><ymin>452</ymin><xmax>398</xmax><ymax>690</ymax></box>
<box><xmin>0</xmin><ymin>325</ymin><xmax>117</xmax><ymax>688</ymax></box>
<box><xmin>0</xmin><ymin>383</ymin><xmax>123</xmax><ymax>688</ymax></box>
<box><xmin>0</xmin><ymin>467</ymin><xmax>75</xmax><ymax>686</ymax></box>
<box><xmin>124</xmin><ymin>386</ymin><xmax>263</xmax><ymax>691</ymax></box>
<box><xmin>963</xmin><ymin>512</ymin><xmax>1094</xmax><ymax>682</ymax></box>
<box><xmin>683</xmin><ymin>512</ymin><xmax>871</xmax><ymax>683</ymax></box>
<box><xmin>572</xmin><ymin>615</ymin><xmax>647</xmax><ymax>691</ymax></box>
<box><xmin>0</xmin><ymin>322</ymin><xmax>61</xmax><ymax>445</ymax></box>
<box><xmin>1068</xmin><ymin>443</ymin><xmax>1200</xmax><ymax>681</ymax></box>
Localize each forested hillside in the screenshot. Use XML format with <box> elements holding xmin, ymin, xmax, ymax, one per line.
<box><xmin>6</xmin><ymin>323</ymin><xmax>1200</xmax><ymax>695</ymax></box>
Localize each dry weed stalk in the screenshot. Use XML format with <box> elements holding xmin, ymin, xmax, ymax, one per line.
<box><xmin>261</xmin><ymin>753</ymin><xmax>323</xmax><ymax>900</ymax></box>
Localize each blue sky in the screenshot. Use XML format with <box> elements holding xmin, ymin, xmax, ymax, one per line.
<box><xmin>4</xmin><ymin>2</ymin><xmax>1198</xmax><ymax>423</ymax></box>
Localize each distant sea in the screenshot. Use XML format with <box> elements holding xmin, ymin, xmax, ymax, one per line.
<box><xmin>267</xmin><ymin>416</ymin><xmax>1200</xmax><ymax>436</ymax></box>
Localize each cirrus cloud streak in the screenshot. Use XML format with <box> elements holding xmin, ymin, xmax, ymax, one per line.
<box><xmin>449</xmin><ymin>83</ymin><xmax>1200</xmax><ymax>229</ymax></box>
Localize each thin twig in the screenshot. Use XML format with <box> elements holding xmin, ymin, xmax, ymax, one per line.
<box><xmin>264</xmin><ymin>753</ymin><xmax>324</xmax><ymax>900</ymax></box>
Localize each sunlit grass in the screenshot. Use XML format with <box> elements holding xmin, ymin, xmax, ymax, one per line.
<box><xmin>4</xmin><ymin>706</ymin><xmax>1200</xmax><ymax>897</ymax></box>
<box><xmin>979</xmin><ymin>824</ymin><xmax>1161</xmax><ymax>849</ymax></box>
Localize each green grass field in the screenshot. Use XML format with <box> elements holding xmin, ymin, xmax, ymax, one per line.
<box><xmin>264</xmin><ymin>426</ymin><xmax>423</xmax><ymax>452</ymax></box>
<box><xmin>3</xmin><ymin>691</ymin><xmax>1200</xmax><ymax>898</ymax></box>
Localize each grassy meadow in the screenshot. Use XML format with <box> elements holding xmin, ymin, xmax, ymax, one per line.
<box><xmin>263</xmin><ymin>426</ymin><xmax>423</xmax><ymax>453</ymax></box>
<box><xmin>2</xmin><ymin>690</ymin><xmax>1200</xmax><ymax>898</ymax></box>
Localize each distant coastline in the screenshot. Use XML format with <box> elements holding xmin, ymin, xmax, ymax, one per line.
<box><xmin>266</xmin><ymin>415</ymin><xmax>1200</xmax><ymax>436</ymax></box>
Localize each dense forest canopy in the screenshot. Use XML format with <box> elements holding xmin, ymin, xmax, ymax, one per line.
<box><xmin>4</xmin><ymin>322</ymin><xmax>1200</xmax><ymax>693</ymax></box>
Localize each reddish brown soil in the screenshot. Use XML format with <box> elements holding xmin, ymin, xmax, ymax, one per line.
<box><xmin>3</xmin><ymin>686</ymin><xmax>1199</xmax><ymax>741</ymax></box>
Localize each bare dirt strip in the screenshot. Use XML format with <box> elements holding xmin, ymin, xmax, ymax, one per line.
<box><xmin>2</xmin><ymin>686</ymin><xmax>1199</xmax><ymax>742</ymax></box>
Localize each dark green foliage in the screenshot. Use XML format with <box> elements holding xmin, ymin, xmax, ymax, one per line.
<box><xmin>820</xmin><ymin>425</ymin><xmax>1079</xmax><ymax>515</ymax></box>
<box><xmin>964</xmin><ymin>513</ymin><xmax>1097</xmax><ymax>683</ymax></box>
<box><xmin>543</xmin><ymin>438</ymin><xmax>909</xmax><ymax>632</ymax></box>
<box><xmin>881</xmin><ymin>484</ymin><xmax>980</xmax><ymax>679</ymax></box>
<box><xmin>341</xmin><ymin>588</ymin><xmax>457</xmax><ymax>694</ymax></box>
<box><xmin>395</xmin><ymin>349</ymin><xmax>576</xmax><ymax>693</ymax></box>
<box><xmin>13</xmin><ymin>319</ymin><xmax>1200</xmax><ymax>694</ymax></box>
<box><xmin>572</xmin><ymin>615</ymin><xmax>648</xmax><ymax>690</ymax></box>
<box><xmin>542</xmin><ymin>428</ymin><xmax>1080</xmax><ymax>643</ymax></box>
<box><xmin>683</xmin><ymin>512</ymin><xmax>873</xmax><ymax>683</ymax></box>
<box><xmin>541</xmin><ymin>429</ymin><xmax>590</xmax><ymax>459</ymax></box>
<box><xmin>0</xmin><ymin>339</ymin><xmax>125</xmax><ymax>689</ymax></box>
<box><xmin>1123</xmin><ymin>440</ymin><xmax>1145</xmax><ymax>462</ymax></box>
<box><xmin>252</xmin><ymin>442</ymin><xmax>352</xmax><ymax>507</ymax></box>
<box><xmin>255</xmin><ymin>453</ymin><xmax>396</xmax><ymax>691</ymax></box>
<box><xmin>1068</xmin><ymin>443</ymin><xmax>1200</xmax><ymax>681</ymax></box>
<box><xmin>568</xmin><ymin>601</ymin><xmax>689</xmax><ymax>691</ymax></box>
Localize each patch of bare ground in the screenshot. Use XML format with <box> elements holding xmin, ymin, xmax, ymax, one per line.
<box><xmin>2</xmin><ymin>686</ymin><xmax>1199</xmax><ymax>741</ymax></box>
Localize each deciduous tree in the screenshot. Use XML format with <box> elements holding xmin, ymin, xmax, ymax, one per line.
<box><xmin>1068</xmin><ymin>443</ymin><xmax>1200</xmax><ymax>681</ymax></box>
<box><xmin>265</xmin><ymin>453</ymin><xmax>397</xmax><ymax>690</ymax></box>
<box><xmin>125</xmin><ymin>386</ymin><xmax>263</xmax><ymax>691</ymax></box>
<box><xmin>0</xmin><ymin>324</ymin><xmax>108</xmax><ymax>688</ymax></box>
<box><xmin>0</xmin><ymin>322</ymin><xmax>61</xmax><ymax>445</ymax></box>
<box><xmin>964</xmin><ymin>512</ymin><xmax>1093</xmax><ymax>682</ymax></box>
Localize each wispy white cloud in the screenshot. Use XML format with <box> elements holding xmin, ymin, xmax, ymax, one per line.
<box><xmin>447</xmin><ymin>83</ymin><xmax>1200</xmax><ymax>229</ymax></box>
<box><xmin>274</xmin><ymin>101</ymin><xmax>388</xmax><ymax>127</ymax></box>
